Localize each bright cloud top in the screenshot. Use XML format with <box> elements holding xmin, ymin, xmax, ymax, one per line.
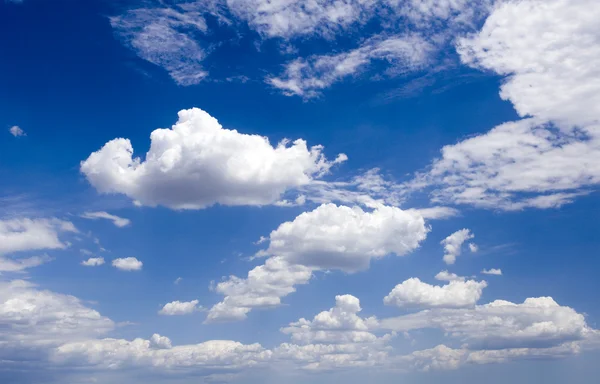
<box><xmin>441</xmin><ymin>228</ymin><xmax>474</xmax><ymax>265</ymax></box>
<box><xmin>159</xmin><ymin>300</ymin><xmax>201</xmax><ymax>315</ymax></box>
<box><xmin>81</xmin><ymin>108</ymin><xmax>346</xmax><ymax>210</ymax></box>
<box><xmin>384</xmin><ymin>278</ymin><xmax>487</xmax><ymax>309</ymax></box>
<box><xmin>112</xmin><ymin>257</ymin><xmax>143</xmax><ymax>271</ymax></box>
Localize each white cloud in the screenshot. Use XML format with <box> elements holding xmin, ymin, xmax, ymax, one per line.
<box><xmin>81</xmin><ymin>108</ymin><xmax>345</xmax><ymax>210</ymax></box>
<box><xmin>468</xmin><ymin>243</ymin><xmax>478</xmax><ymax>253</ymax></box>
<box><xmin>81</xmin><ymin>212</ymin><xmax>131</xmax><ymax>228</ymax></box>
<box><xmin>174</xmin><ymin>277</ymin><xmax>183</xmax><ymax>285</ymax></box>
<box><xmin>481</xmin><ymin>268</ymin><xmax>502</xmax><ymax>276</ymax></box>
<box><xmin>9</xmin><ymin>125</ymin><xmax>25</xmax><ymax>137</ymax></box>
<box><xmin>434</xmin><ymin>270</ymin><xmax>464</xmax><ymax>282</ymax></box>
<box><xmin>149</xmin><ymin>334</ymin><xmax>172</xmax><ymax>349</ymax></box>
<box><xmin>0</xmin><ymin>254</ymin><xmax>53</xmax><ymax>272</ymax></box>
<box><xmin>411</xmin><ymin>0</ymin><xmax>600</xmax><ymax>209</ymax></box>
<box><xmin>384</xmin><ymin>278</ymin><xmax>486</xmax><ymax>309</ymax></box>
<box><xmin>0</xmin><ymin>218</ymin><xmax>76</xmax><ymax>256</ymax></box>
<box><xmin>268</xmin><ymin>34</ymin><xmax>434</xmax><ymax>97</ymax></box>
<box><xmin>112</xmin><ymin>257</ymin><xmax>143</xmax><ymax>271</ymax></box>
<box><xmin>207</xmin><ymin>203</ymin><xmax>428</xmax><ymax>322</ymax></box>
<box><xmin>441</xmin><ymin>228</ymin><xmax>473</xmax><ymax>265</ymax></box>
<box><xmin>381</xmin><ymin>297</ymin><xmax>594</xmax><ymax>349</ymax></box>
<box><xmin>81</xmin><ymin>257</ymin><xmax>105</xmax><ymax>267</ymax></box>
<box><xmin>110</xmin><ymin>6</ymin><xmax>209</xmax><ymax>85</ymax></box>
<box><xmin>158</xmin><ymin>300</ymin><xmax>201</xmax><ymax>315</ymax></box>
<box><xmin>258</xmin><ymin>203</ymin><xmax>428</xmax><ymax>273</ymax></box>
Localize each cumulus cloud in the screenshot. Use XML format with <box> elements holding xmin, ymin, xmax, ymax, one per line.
<box><xmin>410</xmin><ymin>0</ymin><xmax>600</xmax><ymax>209</ymax></box>
<box><xmin>9</xmin><ymin>125</ymin><xmax>25</xmax><ymax>137</ymax></box>
<box><xmin>158</xmin><ymin>300</ymin><xmax>201</xmax><ymax>315</ymax></box>
<box><xmin>207</xmin><ymin>203</ymin><xmax>428</xmax><ymax>322</ymax></box>
<box><xmin>268</xmin><ymin>34</ymin><xmax>434</xmax><ymax>97</ymax></box>
<box><xmin>381</xmin><ymin>297</ymin><xmax>595</xmax><ymax>350</ymax></box>
<box><xmin>434</xmin><ymin>270</ymin><xmax>464</xmax><ymax>282</ymax></box>
<box><xmin>112</xmin><ymin>257</ymin><xmax>143</xmax><ymax>271</ymax></box>
<box><xmin>80</xmin><ymin>212</ymin><xmax>131</xmax><ymax>228</ymax></box>
<box><xmin>81</xmin><ymin>108</ymin><xmax>345</xmax><ymax>210</ymax></box>
<box><xmin>441</xmin><ymin>228</ymin><xmax>474</xmax><ymax>265</ymax></box>
<box><xmin>481</xmin><ymin>268</ymin><xmax>502</xmax><ymax>276</ymax></box>
<box><xmin>81</xmin><ymin>257</ymin><xmax>105</xmax><ymax>267</ymax></box>
<box><xmin>384</xmin><ymin>278</ymin><xmax>486</xmax><ymax>309</ymax></box>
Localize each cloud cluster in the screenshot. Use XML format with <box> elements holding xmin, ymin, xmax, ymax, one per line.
<box><xmin>81</xmin><ymin>108</ymin><xmax>345</xmax><ymax>210</ymax></box>
<box><xmin>207</xmin><ymin>203</ymin><xmax>428</xmax><ymax>322</ymax></box>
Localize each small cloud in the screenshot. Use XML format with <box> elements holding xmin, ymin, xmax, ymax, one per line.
<box><xmin>469</xmin><ymin>243</ymin><xmax>479</xmax><ymax>253</ymax></box>
<box><xmin>174</xmin><ymin>277</ymin><xmax>182</xmax><ymax>285</ymax></box>
<box><xmin>80</xmin><ymin>249</ymin><xmax>94</xmax><ymax>256</ymax></box>
<box><xmin>9</xmin><ymin>126</ymin><xmax>26</xmax><ymax>137</ymax></box>
<box><xmin>434</xmin><ymin>270</ymin><xmax>465</xmax><ymax>282</ymax></box>
<box><xmin>481</xmin><ymin>268</ymin><xmax>502</xmax><ymax>276</ymax></box>
<box><xmin>112</xmin><ymin>257</ymin><xmax>142</xmax><ymax>271</ymax></box>
<box><xmin>81</xmin><ymin>211</ymin><xmax>131</xmax><ymax>227</ymax></box>
<box><xmin>81</xmin><ymin>257</ymin><xmax>105</xmax><ymax>267</ymax></box>
<box><xmin>158</xmin><ymin>300</ymin><xmax>201</xmax><ymax>315</ymax></box>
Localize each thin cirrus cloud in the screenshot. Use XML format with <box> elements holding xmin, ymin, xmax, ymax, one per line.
<box><xmin>383</xmin><ymin>278</ymin><xmax>487</xmax><ymax>309</ymax></box>
<box><xmin>81</xmin><ymin>108</ymin><xmax>346</xmax><ymax>210</ymax></box>
<box><xmin>206</xmin><ymin>203</ymin><xmax>428</xmax><ymax>323</ymax></box>
<box><xmin>408</xmin><ymin>0</ymin><xmax>600</xmax><ymax>210</ymax></box>
<box><xmin>112</xmin><ymin>257</ymin><xmax>143</xmax><ymax>271</ymax></box>
<box><xmin>80</xmin><ymin>211</ymin><xmax>131</xmax><ymax>228</ymax></box>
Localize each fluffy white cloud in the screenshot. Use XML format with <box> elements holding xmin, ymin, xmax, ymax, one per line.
<box><xmin>482</xmin><ymin>268</ymin><xmax>502</xmax><ymax>276</ymax></box>
<box><xmin>434</xmin><ymin>270</ymin><xmax>464</xmax><ymax>282</ymax></box>
<box><xmin>207</xmin><ymin>203</ymin><xmax>428</xmax><ymax>322</ymax></box>
<box><xmin>158</xmin><ymin>300</ymin><xmax>201</xmax><ymax>315</ymax></box>
<box><xmin>112</xmin><ymin>257</ymin><xmax>143</xmax><ymax>271</ymax></box>
<box><xmin>81</xmin><ymin>108</ymin><xmax>345</xmax><ymax>210</ymax></box>
<box><xmin>81</xmin><ymin>257</ymin><xmax>105</xmax><ymax>267</ymax></box>
<box><xmin>384</xmin><ymin>278</ymin><xmax>486</xmax><ymax>309</ymax></box>
<box><xmin>80</xmin><ymin>212</ymin><xmax>131</xmax><ymax>228</ymax></box>
<box><xmin>9</xmin><ymin>125</ymin><xmax>25</xmax><ymax>137</ymax></box>
<box><xmin>381</xmin><ymin>297</ymin><xmax>594</xmax><ymax>349</ymax></box>
<box><xmin>412</xmin><ymin>0</ymin><xmax>600</xmax><ymax>209</ymax></box>
<box><xmin>149</xmin><ymin>334</ymin><xmax>172</xmax><ymax>349</ymax></box>
<box><xmin>259</xmin><ymin>203</ymin><xmax>428</xmax><ymax>273</ymax></box>
<box><xmin>441</xmin><ymin>228</ymin><xmax>473</xmax><ymax>265</ymax></box>
<box><xmin>0</xmin><ymin>218</ymin><xmax>76</xmax><ymax>256</ymax></box>
<box><xmin>268</xmin><ymin>34</ymin><xmax>434</xmax><ymax>97</ymax></box>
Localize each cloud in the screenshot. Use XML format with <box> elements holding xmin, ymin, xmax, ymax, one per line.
<box><xmin>381</xmin><ymin>297</ymin><xmax>594</xmax><ymax>350</ymax></box>
<box><xmin>9</xmin><ymin>125</ymin><xmax>25</xmax><ymax>137</ymax></box>
<box><xmin>81</xmin><ymin>108</ymin><xmax>346</xmax><ymax>210</ymax></box>
<box><xmin>268</xmin><ymin>34</ymin><xmax>434</xmax><ymax>97</ymax></box>
<box><xmin>0</xmin><ymin>218</ymin><xmax>76</xmax><ymax>256</ymax></box>
<box><xmin>81</xmin><ymin>257</ymin><xmax>105</xmax><ymax>267</ymax></box>
<box><xmin>384</xmin><ymin>278</ymin><xmax>486</xmax><ymax>309</ymax></box>
<box><xmin>149</xmin><ymin>334</ymin><xmax>172</xmax><ymax>349</ymax></box>
<box><xmin>110</xmin><ymin>5</ymin><xmax>209</xmax><ymax>85</ymax></box>
<box><xmin>441</xmin><ymin>229</ymin><xmax>473</xmax><ymax>265</ymax></box>
<box><xmin>174</xmin><ymin>277</ymin><xmax>182</xmax><ymax>285</ymax></box>
<box><xmin>81</xmin><ymin>212</ymin><xmax>131</xmax><ymax>228</ymax></box>
<box><xmin>434</xmin><ymin>270</ymin><xmax>464</xmax><ymax>282</ymax></box>
<box><xmin>409</xmin><ymin>0</ymin><xmax>600</xmax><ymax>209</ymax></box>
<box><xmin>468</xmin><ymin>243</ymin><xmax>478</xmax><ymax>252</ymax></box>
<box><xmin>112</xmin><ymin>257</ymin><xmax>143</xmax><ymax>271</ymax></box>
<box><xmin>158</xmin><ymin>300</ymin><xmax>201</xmax><ymax>315</ymax></box>
<box><xmin>481</xmin><ymin>268</ymin><xmax>502</xmax><ymax>276</ymax></box>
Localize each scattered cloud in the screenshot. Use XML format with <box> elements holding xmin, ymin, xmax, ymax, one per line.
<box><xmin>441</xmin><ymin>229</ymin><xmax>474</xmax><ymax>265</ymax></box>
<box><xmin>9</xmin><ymin>125</ymin><xmax>25</xmax><ymax>137</ymax></box>
<box><xmin>174</xmin><ymin>277</ymin><xmax>183</xmax><ymax>285</ymax></box>
<box><xmin>112</xmin><ymin>257</ymin><xmax>143</xmax><ymax>271</ymax></box>
<box><xmin>434</xmin><ymin>270</ymin><xmax>464</xmax><ymax>282</ymax></box>
<box><xmin>481</xmin><ymin>268</ymin><xmax>502</xmax><ymax>276</ymax></box>
<box><xmin>81</xmin><ymin>211</ymin><xmax>131</xmax><ymax>228</ymax></box>
<box><xmin>158</xmin><ymin>300</ymin><xmax>201</xmax><ymax>315</ymax></box>
<box><xmin>384</xmin><ymin>278</ymin><xmax>486</xmax><ymax>309</ymax></box>
<box><xmin>81</xmin><ymin>257</ymin><xmax>105</xmax><ymax>267</ymax></box>
<box><xmin>81</xmin><ymin>108</ymin><xmax>346</xmax><ymax>210</ymax></box>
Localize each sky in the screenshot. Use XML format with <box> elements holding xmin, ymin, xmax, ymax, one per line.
<box><xmin>0</xmin><ymin>0</ymin><xmax>600</xmax><ymax>383</ymax></box>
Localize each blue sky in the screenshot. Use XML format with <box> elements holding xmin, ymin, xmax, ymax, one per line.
<box><xmin>1</xmin><ymin>0</ymin><xmax>600</xmax><ymax>383</ymax></box>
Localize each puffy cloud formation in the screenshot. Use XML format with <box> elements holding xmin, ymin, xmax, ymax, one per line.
<box><xmin>413</xmin><ymin>0</ymin><xmax>600</xmax><ymax>209</ymax></box>
<box><xmin>441</xmin><ymin>229</ymin><xmax>474</xmax><ymax>265</ymax></box>
<box><xmin>381</xmin><ymin>297</ymin><xmax>594</xmax><ymax>349</ymax></box>
<box><xmin>434</xmin><ymin>270</ymin><xmax>464</xmax><ymax>282</ymax></box>
<box><xmin>80</xmin><ymin>211</ymin><xmax>131</xmax><ymax>227</ymax></box>
<box><xmin>207</xmin><ymin>203</ymin><xmax>428</xmax><ymax>322</ymax></box>
<box><xmin>149</xmin><ymin>334</ymin><xmax>172</xmax><ymax>349</ymax></box>
<box><xmin>81</xmin><ymin>108</ymin><xmax>346</xmax><ymax>210</ymax></box>
<box><xmin>275</xmin><ymin>295</ymin><xmax>394</xmax><ymax>371</ymax></box>
<box><xmin>259</xmin><ymin>203</ymin><xmax>428</xmax><ymax>273</ymax></box>
<box><xmin>268</xmin><ymin>34</ymin><xmax>434</xmax><ymax>97</ymax></box>
<box><xmin>81</xmin><ymin>257</ymin><xmax>105</xmax><ymax>267</ymax></box>
<box><xmin>482</xmin><ymin>268</ymin><xmax>502</xmax><ymax>276</ymax></box>
<box><xmin>9</xmin><ymin>125</ymin><xmax>25</xmax><ymax>137</ymax></box>
<box><xmin>158</xmin><ymin>300</ymin><xmax>201</xmax><ymax>315</ymax></box>
<box><xmin>384</xmin><ymin>278</ymin><xmax>486</xmax><ymax>309</ymax></box>
<box><xmin>112</xmin><ymin>257</ymin><xmax>143</xmax><ymax>271</ymax></box>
